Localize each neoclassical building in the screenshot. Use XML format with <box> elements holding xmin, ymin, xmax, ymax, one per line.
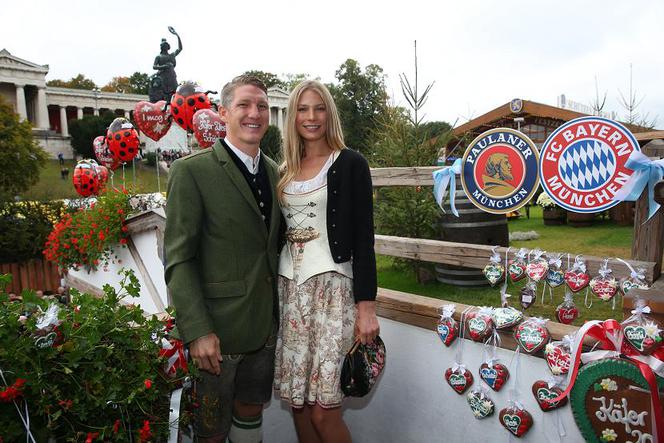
<box><xmin>0</xmin><ymin>49</ymin><xmax>289</xmax><ymax>158</ymax></box>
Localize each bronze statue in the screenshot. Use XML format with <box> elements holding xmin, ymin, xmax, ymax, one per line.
<box><xmin>149</xmin><ymin>26</ymin><xmax>182</xmax><ymax>103</ymax></box>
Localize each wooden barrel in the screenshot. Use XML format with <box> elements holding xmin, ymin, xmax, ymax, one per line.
<box><xmin>435</xmin><ymin>180</ymin><xmax>509</xmax><ymax>286</ymax></box>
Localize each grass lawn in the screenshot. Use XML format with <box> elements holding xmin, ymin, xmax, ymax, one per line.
<box><xmin>377</xmin><ymin>206</ymin><xmax>633</xmax><ymax>324</ymax></box>
<box><xmin>20</xmin><ymin>160</ymin><xmax>165</xmax><ymax>201</ymax></box>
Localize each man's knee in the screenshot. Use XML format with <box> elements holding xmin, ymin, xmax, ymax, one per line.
<box><xmin>234</xmin><ymin>400</ymin><xmax>263</xmax><ymax>418</ymax></box>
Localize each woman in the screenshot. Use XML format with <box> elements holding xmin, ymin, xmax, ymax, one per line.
<box><xmin>274</xmin><ymin>80</ymin><xmax>380</xmax><ymax>442</ymax></box>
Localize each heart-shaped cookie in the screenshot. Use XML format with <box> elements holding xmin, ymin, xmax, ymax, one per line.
<box><xmin>526</xmin><ymin>260</ymin><xmax>548</xmax><ymax>282</ymax></box>
<box><xmin>483</xmin><ymin>263</ymin><xmax>504</xmax><ymax>286</ymax></box>
<box><xmin>445</xmin><ymin>367</ymin><xmax>473</xmax><ymax>394</ymax></box>
<box><xmin>544</xmin><ymin>342</ymin><xmax>571</xmax><ymax>375</ymax></box>
<box><xmin>546</xmin><ymin>269</ymin><xmax>565</xmax><ymax>287</ymax></box>
<box><xmin>564</xmin><ymin>270</ymin><xmax>590</xmax><ymax>292</ymax></box>
<box><xmin>623</xmin><ymin>322</ymin><xmax>664</xmax><ymax>355</ymax></box>
<box><xmin>515</xmin><ymin>321</ymin><xmax>550</xmax><ymax>354</ymax></box>
<box><xmin>467</xmin><ymin>390</ymin><xmax>494</xmax><ymax>419</ymax></box>
<box><xmin>466</xmin><ymin>312</ymin><xmax>494</xmax><ymax>342</ymax></box>
<box><xmin>499</xmin><ymin>406</ymin><xmax>533</xmax><ymax>437</ymax></box>
<box><xmin>492</xmin><ymin>307</ymin><xmax>523</xmax><ymax>330</ymax></box>
<box><xmin>532</xmin><ymin>380</ymin><xmax>568</xmax><ymax>411</ymax></box>
<box><xmin>437</xmin><ymin>317</ymin><xmax>458</xmax><ymax>347</ymax></box>
<box><xmin>479</xmin><ymin>362</ymin><xmax>509</xmax><ymax>391</ymax></box>
<box><xmin>520</xmin><ymin>286</ymin><xmax>535</xmax><ymax>310</ymax></box>
<box><xmin>508</xmin><ymin>261</ymin><xmax>526</xmax><ymax>282</ymax></box>
<box><xmin>620</xmin><ymin>278</ymin><xmax>647</xmax><ymax>296</ymax></box>
<box><xmin>590</xmin><ymin>276</ymin><xmax>618</xmax><ymax>301</ymax></box>
<box><xmin>556</xmin><ymin>304</ymin><xmax>579</xmax><ymax>325</ymax></box>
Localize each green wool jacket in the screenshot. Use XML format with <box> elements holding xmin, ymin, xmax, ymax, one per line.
<box><xmin>164</xmin><ymin>140</ymin><xmax>280</xmax><ymax>354</ymax></box>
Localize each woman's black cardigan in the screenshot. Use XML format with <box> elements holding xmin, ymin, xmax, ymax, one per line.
<box><xmin>325</xmin><ymin>148</ymin><xmax>377</xmax><ymax>302</ymax></box>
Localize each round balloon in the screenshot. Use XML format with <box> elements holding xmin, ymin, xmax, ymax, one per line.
<box><xmin>170</xmin><ymin>82</ymin><xmax>212</xmax><ymax>132</ymax></box>
<box><xmin>73</xmin><ymin>160</ymin><xmax>100</xmax><ymax>197</ymax></box>
<box><xmin>93</xmin><ymin>135</ymin><xmax>117</xmax><ymax>169</ymax></box>
<box><xmin>134</xmin><ymin>100</ymin><xmax>172</xmax><ymax>141</ymax></box>
<box><xmin>192</xmin><ymin>109</ymin><xmax>226</xmax><ymax>148</ymax></box>
<box><xmin>106</xmin><ymin>118</ymin><xmax>140</xmax><ymax>163</ymax></box>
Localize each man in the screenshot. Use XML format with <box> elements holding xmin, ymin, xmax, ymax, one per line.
<box><xmin>482</xmin><ymin>152</ymin><xmax>515</xmax><ymax>197</ymax></box>
<box><xmin>165</xmin><ymin>75</ymin><xmax>280</xmax><ymax>443</ymax></box>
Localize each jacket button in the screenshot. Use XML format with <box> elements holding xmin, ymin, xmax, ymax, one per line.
<box><xmin>333</xmin><ymin>190</ymin><xmax>337</xmax><ymax>194</ymax></box>
<box><xmin>332</xmin><ymin>170</ymin><xmax>336</xmax><ymax>174</ymax></box>
<box><xmin>332</xmin><ymin>208</ymin><xmax>336</xmax><ymax>213</ymax></box>
<box><xmin>337</xmin><ymin>256</ymin><xmax>341</xmax><ymax>260</ymax></box>
<box><xmin>332</xmin><ymin>223</ymin><xmax>336</xmax><ymax>228</ymax></box>
<box><xmin>334</xmin><ymin>241</ymin><xmax>338</xmax><ymax>245</ymax></box>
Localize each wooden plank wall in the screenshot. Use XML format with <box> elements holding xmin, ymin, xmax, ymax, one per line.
<box><xmin>0</xmin><ymin>259</ymin><xmax>61</xmax><ymax>294</ymax></box>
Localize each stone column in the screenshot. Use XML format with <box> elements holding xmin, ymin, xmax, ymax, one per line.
<box><xmin>94</xmin><ymin>108</ymin><xmax>99</xmax><ymax>116</ymax></box>
<box><xmin>277</xmin><ymin>107</ymin><xmax>283</xmax><ymax>132</ymax></box>
<box><xmin>77</xmin><ymin>107</ymin><xmax>83</xmax><ymax>119</ymax></box>
<box><xmin>59</xmin><ymin>106</ymin><xmax>69</xmax><ymax>136</ymax></box>
<box><xmin>36</xmin><ymin>86</ymin><xmax>49</xmax><ymax>130</ymax></box>
<box><xmin>15</xmin><ymin>84</ymin><xmax>28</xmax><ymax>121</ymax></box>
<box><xmin>268</xmin><ymin>106</ymin><xmax>273</xmax><ymax>125</ymax></box>
<box><xmin>124</xmin><ymin>110</ymin><xmax>130</xmax><ymax>119</ymax></box>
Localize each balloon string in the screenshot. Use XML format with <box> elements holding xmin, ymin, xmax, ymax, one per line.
<box><xmin>585</xmin><ymin>287</ymin><xmax>592</xmax><ymax>309</ymax></box>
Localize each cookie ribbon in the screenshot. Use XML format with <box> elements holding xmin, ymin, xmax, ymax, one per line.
<box><xmin>432</xmin><ymin>158</ymin><xmax>462</xmax><ymax>217</ymax></box>
<box><xmin>547</xmin><ymin>319</ymin><xmax>664</xmax><ymax>442</ymax></box>
<box><xmin>159</xmin><ymin>338</ymin><xmax>188</xmax><ymax>376</ymax></box>
<box><xmin>614</xmin><ymin>150</ymin><xmax>664</xmax><ymax>221</ymax></box>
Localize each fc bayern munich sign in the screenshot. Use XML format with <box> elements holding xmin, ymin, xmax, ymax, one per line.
<box><xmin>462</xmin><ymin>128</ymin><xmax>540</xmax><ymax>214</ymax></box>
<box><xmin>540</xmin><ymin>117</ymin><xmax>640</xmax><ymax>213</ymax></box>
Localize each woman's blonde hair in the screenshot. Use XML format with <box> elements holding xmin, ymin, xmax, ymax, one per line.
<box><xmin>277</xmin><ymin>80</ymin><xmax>345</xmax><ymax>203</ymax></box>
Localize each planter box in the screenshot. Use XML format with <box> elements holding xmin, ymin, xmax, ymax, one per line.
<box><xmin>542</xmin><ymin>207</ymin><xmax>566</xmax><ymax>225</ymax></box>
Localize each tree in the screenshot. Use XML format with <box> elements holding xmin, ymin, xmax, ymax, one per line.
<box><xmin>282</xmin><ymin>72</ymin><xmax>320</xmax><ymax>92</ymax></box>
<box><xmin>260</xmin><ymin>125</ymin><xmax>282</xmax><ymax>162</ymax></box>
<box><xmin>618</xmin><ymin>63</ymin><xmax>658</xmax><ymax>129</ymax></box>
<box><xmin>329</xmin><ymin>59</ymin><xmax>388</xmax><ymax>153</ymax></box>
<box><xmin>101</xmin><ymin>76</ymin><xmax>132</xmax><ymax>93</ymax></box>
<box><xmin>46</xmin><ymin>74</ymin><xmax>97</xmax><ymax>90</ymax></box>
<box><xmin>128</xmin><ymin>72</ymin><xmax>150</xmax><ymax>95</ymax></box>
<box><xmin>242</xmin><ymin>70</ymin><xmax>286</xmax><ymax>89</ymax></box>
<box><xmin>0</xmin><ymin>97</ymin><xmax>48</xmax><ymax>200</ymax></box>
<box><xmin>69</xmin><ymin>111</ymin><xmax>116</xmax><ymax>159</ymax></box>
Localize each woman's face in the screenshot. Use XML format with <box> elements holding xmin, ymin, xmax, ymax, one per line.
<box><xmin>295</xmin><ymin>89</ymin><xmax>327</xmax><ymax>143</ymax></box>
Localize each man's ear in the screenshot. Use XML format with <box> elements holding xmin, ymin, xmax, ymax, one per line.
<box><xmin>219</xmin><ymin>106</ymin><xmax>228</xmax><ymax>124</ymax></box>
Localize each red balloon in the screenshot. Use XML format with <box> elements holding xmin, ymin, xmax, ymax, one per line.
<box><xmin>192</xmin><ymin>109</ymin><xmax>226</xmax><ymax>148</ymax></box>
<box><xmin>93</xmin><ymin>135</ymin><xmax>117</xmax><ymax>169</ymax></box>
<box><xmin>106</xmin><ymin>118</ymin><xmax>140</xmax><ymax>163</ymax></box>
<box><xmin>73</xmin><ymin>160</ymin><xmax>100</xmax><ymax>197</ymax></box>
<box><xmin>134</xmin><ymin>100</ymin><xmax>172</xmax><ymax>141</ymax></box>
<box><xmin>94</xmin><ymin>164</ymin><xmax>110</xmax><ymax>188</ymax></box>
<box><xmin>170</xmin><ymin>82</ymin><xmax>211</xmax><ymax>132</ymax></box>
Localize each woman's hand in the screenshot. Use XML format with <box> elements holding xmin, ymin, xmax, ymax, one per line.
<box><xmin>355</xmin><ymin>301</ymin><xmax>380</xmax><ymax>344</ymax></box>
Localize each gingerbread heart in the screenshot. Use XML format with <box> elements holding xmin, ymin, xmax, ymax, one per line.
<box><xmin>466</xmin><ymin>312</ymin><xmax>494</xmax><ymax>342</ymax></box>
<box><xmin>544</xmin><ymin>342</ymin><xmax>571</xmax><ymax>375</ymax></box>
<box><xmin>483</xmin><ymin>263</ymin><xmax>504</xmax><ymax>286</ymax></box>
<box><xmin>479</xmin><ymin>362</ymin><xmax>509</xmax><ymax>391</ymax></box>
<box><xmin>546</xmin><ymin>269</ymin><xmax>565</xmax><ymax>287</ymax></box>
<box><xmin>520</xmin><ymin>286</ymin><xmax>535</xmax><ymax>310</ymax></box>
<box><xmin>555</xmin><ymin>305</ymin><xmax>579</xmax><ymax>325</ymax></box>
<box><xmin>445</xmin><ymin>367</ymin><xmax>473</xmax><ymax>394</ymax></box>
<box><xmin>590</xmin><ymin>276</ymin><xmax>618</xmax><ymax>301</ymax></box>
<box><xmin>564</xmin><ymin>270</ymin><xmax>590</xmax><ymax>292</ymax></box>
<box><xmin>620</xmin><ymin>278</ymin><xmax>647</xmax><ymax>296</ymax></box>
<box><xmin>499</xmin><ymin>406</ymin><xmax>533</xmax><ymax>437</ymax></box>
<box><xmin>437</xmin><ymin>317</ymin><xmax>458</xmax><ymax>347</ymax></box>
<box><xmin>467</xmin><ymin>390</ymin><xmax>494</xmax><ymax>419</ymax></box>
<box><xmin>526</xmin><ymin>260</ymin><xmax>548</xmax><ymax>282</ymax></box>
<box><xmin>531</xmin><ymin>380</ymin><xmax>568</xmax><ymax>411</ymax></box>
<box><xmin>515</xmin><ymin>321</ymin><xmax>550</xmax><ymax>354</ymax></box>
<box><xmin>492</xmin><ymin>307</ymin><xmax>523</xmax><ymax>330</ymax></box>
<box><xmin>623</xmin><ymin>322</ymin><xmax>664</xmax><ymax>355</ymax></box>
<box><xmin>508</xmin><ymin>261</ymin><xmax>526</xmax><ymax>282</ymax></box>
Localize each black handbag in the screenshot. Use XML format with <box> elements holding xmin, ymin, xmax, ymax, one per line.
<box><xmin>340</xmin><ymin>336</ymin><xmax>386</xmax><ymax>397</ymax></box>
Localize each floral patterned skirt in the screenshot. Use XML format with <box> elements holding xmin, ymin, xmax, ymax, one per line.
<box><xmin>274</xmin><ymin>272</ymin><xmax>356</xmax><ymax>408</ymax></box>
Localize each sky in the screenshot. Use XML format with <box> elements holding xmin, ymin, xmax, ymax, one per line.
<box><xmin>3</xmin><ymin>0</ymin><xmax>663</xmax><ymax>127</ymax></box>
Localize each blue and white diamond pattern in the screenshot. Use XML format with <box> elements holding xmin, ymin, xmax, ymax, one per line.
<box><xmin>558</xmin><ymin>140</ymin><xmax>616</xmax><ymax>191</ymax></box>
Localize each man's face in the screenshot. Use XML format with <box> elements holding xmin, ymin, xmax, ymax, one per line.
<box><xmin>220</xmin><ymin>85</ymin><xmax>269</xmax><ymax>151</ymax></box>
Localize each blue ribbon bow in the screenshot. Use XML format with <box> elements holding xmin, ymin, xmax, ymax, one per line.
<box><xmin>432</xmin><ymin>158</ymin><xmax>462</xmax><ymax>217</ymax></box>
<box><xmin>614</xmin><ymin>151</ymin><xmax>664</xmax><ymax>221</ymax></box>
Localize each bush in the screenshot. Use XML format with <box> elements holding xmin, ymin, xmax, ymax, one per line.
<box><xmin>144</xmin><ymin>151</ymin><xmax>157</xmax><ymax>167</ymax></box>
<box><xmin>69</xmin><ymin>111</ymin><xmax>116</xmax><ymax>159</ymax></box>
<box><xmin>0</xmin><ymin>200</ymin><xmax>69</xmax><ymax>264</ymax></box>
<box><xmin>0</xmin><ymin>270</ymin><xmax>190</xmax><ymax>441</ymax></box>
<box><xmin>260</xmin><ymin>125</ymin><xmax>282</xmax><ymax>162</ymax></box>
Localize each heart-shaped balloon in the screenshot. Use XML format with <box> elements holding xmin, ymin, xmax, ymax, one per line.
<box><xmin>526</xmin><ymin>260</ymin><xmax>548</xmax><ymax>282</ymax></box>
<box><xmin>590</xmin><ymin>276</ymin><xmax>618</xmax><ymax>301</ymax></box>
<box><xmin>466</xmin><ymin>312</ymin><xmax>494</xmax><ymax>342</ymax></box>
<box><xmin>437</xmin><ymin>317</ymin><xmax>458</xmax><ymax>347</ymax></box>
<box><xmin>544</xmin><ymin>342</ymin><xmax>571</xmax><ymax>375</ymax></box>
<box><xmin>467</xmin><ymin>390</ymin><xmax>494</xmax><ymax>419</ymax></box>
<box><xmin>532</xmin><ymin>380</ymin><xmax>568</xmax><ymax>411</ymax></box>
<box><xmin>134</xmin><ymin>100</ymin><xmax>172</xmax><ymax>141</ymax></box>
<box><xmin>499</xmin><ymin>406</ymin><xmax>533</xmax><ymax>437</ymax></box>
<box><xmin>193</xmin><ymin>109</ymin><xmax>227</xmax><ymax>148</ymax></box>
<box><xmin>93</xmin><ymin>135</ymin><xmax>118</xmax><ymax>169</ymax></box>
<box><xmin>94</xmin><ymin>164</ymin><xmax>109</xmax><ymax>189</ymax></box>
<box><xmin>514</xmin><ymin>320</ymin><xmax>550</xmax><ymax>354</ymax></box>
<box><xmin>445</xmin><ymin>367</ymin><xmax>473</xmax><ymax>394</ymax></box>
<box><xmin>564</xmin><ymin>270</ymin><xmax>590</xmax><ymax>292</ymax></box>
<box><xmin>479</xmin><ymin>362</ymin><xmax>509</xmax><ymax>391</ymax></box>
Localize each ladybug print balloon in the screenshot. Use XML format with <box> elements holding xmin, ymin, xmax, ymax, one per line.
<box><xmin>94</xmin><ymin>164</ymin><xmax>110</xmax><ymax>189</ymax></box>
<box><xmin>170</xmin><ymin>81</ymin><xmax>212</xmax><ymax>132</ymax></box>
<box><xmin>73</xmin><ymin>160</ymin><xmax>100</xmax><ymax>197</ymax></box>
<box><xmin>106</xmin><ymin>118</ymin><xmax>140</xmax><ymax>163</ymax></box>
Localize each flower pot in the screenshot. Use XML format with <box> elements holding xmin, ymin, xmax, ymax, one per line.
<box><xmin>542</xmin><ymin>207</ymin><xmax>566</xmax><ymax>225</ymax></box>
<box><xmin>567</xmin><ymin>211</ymin><xmax>595</xmax><ymax>227</ymax></box>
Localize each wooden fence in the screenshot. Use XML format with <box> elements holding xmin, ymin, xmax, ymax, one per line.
<box><xmin>0</xmin><ymin>259</ymin><xmax>61</xmax><ymax>294</ymax></box>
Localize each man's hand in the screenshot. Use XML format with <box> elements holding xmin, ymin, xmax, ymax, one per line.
<box><xmin>189</xmin><ymin>333</ymin><xmax>222</xmax><ymax>375</ymax></box>
<box><xmin>355</xmin><ymin>301</ymin><xmax>380</xmax><ymax>345</ymax></box>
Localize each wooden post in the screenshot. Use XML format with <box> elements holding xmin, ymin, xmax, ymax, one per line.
<box><xmin>632</xmin><ymin>182</ymin><xmax>664</xmax><ymax>281</ymax></box>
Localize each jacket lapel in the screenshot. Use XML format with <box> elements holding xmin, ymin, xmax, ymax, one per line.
<box><xmin>213</xmin><ymin>140</ymin><xmax>262</xmax><ymax>219</ymax></box>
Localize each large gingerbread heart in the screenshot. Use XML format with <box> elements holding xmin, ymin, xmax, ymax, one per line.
<box><xmin>556</xmin><ymin>304</ymin><xmax>579</xmax><ymax>325</ymax></box>
<box><xmin>590</xmin><ymin>276</ymin><xmax>618</xmax><ymax>301</ymax></box>
<box><xmin>133</xmin><ymin>100</ymin><xmax>172</xmax><ymax>142</ymax></box>
<box><xmin>445</xmin><ymin>367</ymin><xmax>473</xmax><ymax>394</ymax></box>
<box><xmin>437</xmin><ymin>317</ymin><xmax>458</xmax><ymax>347</ymax></box>
<box><xmin>499</xmin><ymin>406</ymin><xmax>533</xmax><ymax>437</ymax></box>
<box><xmin>544</xmin><ymin>342</ymin><xmax>571</xmax><ymax>375</ymax></box>
<box><xmin>515</xmin><ymin>321</ymin><xmax>550</xmax><ymax>354</ymax></box>
<box><xmin>532</xmin><ymin>380</ymin><xmax>568</xmax><ymax>411</ymax></box>
<box><xmin>479</xmin><ymin>362</ymin><xmax>509</xmax><ymax>391</ymax></box>
<box><xmin>526</xmin><ymin>260</ymin><xmax>548</xmax><ymax>282</ymax></box>
<box><xmin>483</xmin><ymin>263</ymin><xmax>504</xmax><ymax>286</ymax></box>
<box><xmin>564</xmin><ymin>270</ymin><xmax>590</xmax><ymax>292</ymax></box>
<box><xmin>546</xmin><ymin>269</ymin><xmax>565</xmax><ymax>287</ymax></box>
<box><xmin>467</xmin><ymin>390</ymin><xmax>494</xmax><ymax>419</ymax></box>
<box><xmin>492</xmin><ymin>307</ymin><xmax>523</xmax><ymax>330</ymax></box>
<box><xmin>508</xmin><ymin>261</ymin><xmax>526</xmax><ymax>282</ymax></box>
<box><xmin>466</xmin><ymin>312</ymin><xmax>494</xmax><ymax>342</ymax></box>
<box><xmin>623</xmin><ymin>322</ymin><xmax>664</xmax><ymax>355</ymax></box>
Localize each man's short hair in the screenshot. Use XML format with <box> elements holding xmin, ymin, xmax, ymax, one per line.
<box><xmin>220</xmin><ymin>75</ymin><xmax>268</xmax><ymax>108</ymax></box>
